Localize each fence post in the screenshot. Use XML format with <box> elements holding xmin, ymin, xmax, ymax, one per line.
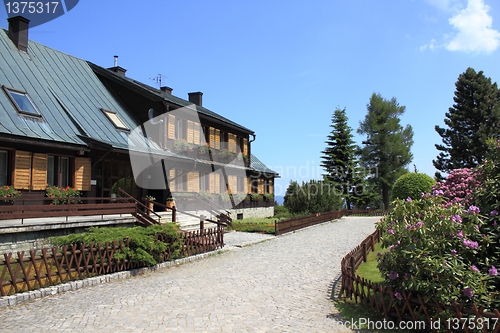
<box><xmin>350</xmin><ymin>255</ymin><xmax>356</xmax><ymax>276</ymax></box>
<box><xmin>172</xmin><ymin>208</ymin><xmax>176</xmax><ymax>223</ymax></box>
<box><xmin>200</xmin><ymin>215</ymin><xmax>205</xmax><ymax>232</ymax></box>
<box><xmin>275</xmin><ymin>219</ymin><xmax>278</xmax><ymax>236</ymax></box>
<box><xmin>363</xmin><ymin>242</ymin><xmax>367</xmax><ymax>262</ymax></box>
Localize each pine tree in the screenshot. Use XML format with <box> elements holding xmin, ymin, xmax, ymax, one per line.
<box><xmin>320</xmin><ymin>108</ymin><xmax>359</xmax><ymax>209</ymax></box>
<box><xmin>434</xmin><ymin>67</ymin><xmax>500</xmax><ymax>176</ymax></box>
<box><xmin>357</xmin><ymin>93</ymin><xmax>414</xmax><ymax>210</ymax></box>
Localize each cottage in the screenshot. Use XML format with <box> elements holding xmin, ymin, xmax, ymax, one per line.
<box><xmin>0</xmin><ymin>16</ymin><xmax>278</xmax><ymax>225</ymax></box>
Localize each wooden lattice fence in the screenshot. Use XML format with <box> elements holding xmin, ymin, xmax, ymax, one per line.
<box><xmin>0</xmin><ymin>227</ymin><xmax>223</xmax><ymax>296</ymax></box>
<box><xmin>340</xmin><ymin>229</ymin><xmax>500</xmax><ymax>333</ymax></box>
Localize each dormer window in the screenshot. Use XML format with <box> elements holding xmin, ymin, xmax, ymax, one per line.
<box><xmin>3</xmin><ymin>86</ymin><xmax>41</xmax><ymax>117</ymax></box>
<box><xmin>101</xmin><ymin>108</ymin><xmax>129</xmax><ymax>130</ymax></box>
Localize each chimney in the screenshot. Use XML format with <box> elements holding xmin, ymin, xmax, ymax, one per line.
<box><xmin>188</xmin><ymin>92</ymin><xmax>203</xmax><ymax>107</ymax></box>
<box><xmin>160</xmin><ymin>86</ymin><xmax>173</xmax><ymax>95</ymax></box>
<box><xmin>107</xmin><ymin>55</ymin><xmax>127</xmax><ymax>76</ymax></box>
<box><xmin>8</xmin><ymin>16</ymin><xmax>30</xmax><ymax>52</ymax></box>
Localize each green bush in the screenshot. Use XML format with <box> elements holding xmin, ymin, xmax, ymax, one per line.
<box><xmin>391</xmin><ymin>172</ymin><xmax>435</xmax><ymax>201</ymax></box>
<box><xmin>284</xmin><ymin>180</ymin><xmax>342</xmax><ymax>214</ymax></box>
<box><xmin>274</xmin><ymin>205</ymin><xmax>291</xmax><ymax>219</ymax></box>
<box><xmin>51</xmin><ymin>224</ymin><xmax>182</xmax><ymax>266</ymax></box>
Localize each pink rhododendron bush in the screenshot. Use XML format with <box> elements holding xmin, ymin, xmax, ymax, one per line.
<box><xmin>377</xmin><ymin>139</ymin><xmax>500</xmax><ymax>312</ymax></box>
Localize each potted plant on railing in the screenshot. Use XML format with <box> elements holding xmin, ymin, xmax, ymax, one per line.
<box><xmin>218</xmin><ymin>149</ymin><xmax>235</xmax><ymax>162</ymax></box>
<box><xmin>236</xmin><ymin>153</ymin><xmax>249</xmax><ymax>165</ymax></box>
<box><xmin>45</xmin><ymin>185</ymin><xmax>81</xmax><ymax>205</ymax></box>
<box><xmin>250</xmin><ymin>193</ymin><xmax>261</xmax><ymax>202</ymax></box>
<box><xmin>263</xmin><ymin>193</ymin><xmax>274</xmax><ymax>202</ymax></box>
<box><xmin>220</xmin><ymin>191</ymin><xmax>231</xmax><ymax>203</ymax></box>
<box><xmin>173</xmin><ymin>139</ymin><xmax>192</xmax><ymax>154</ymax></box>
<box><xmin>198</xmin><ymin>143</ymin><xmax>212</xmax><ymax>156</ymax></box>
<box><xmin>145</xmin><ymin>195</ymin><xmax>155</xmax><ymax>213</ymax></box>
<box><xmin>165</xmin><ymin>197</ymin><xmax>175</xmax><ymax>210</ymax></box>
<box><xmin>0</xmin><ymin>185</ymin><xmax>21</xmax><ymax>204</ymax></box>
<box><xmin>199</xmin><ymin>190</ymin><xmax>213</xmax><ymax>201</ymax></box>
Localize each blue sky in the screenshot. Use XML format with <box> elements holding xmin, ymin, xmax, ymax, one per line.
<box><xmin>2</xmin><ymin>0</ymin><xmax>500</xmax><ymax>196</ymax></box>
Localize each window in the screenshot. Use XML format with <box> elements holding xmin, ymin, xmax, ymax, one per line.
<box><xmin>220</xmin><ymin>131</ymin><xmax>228</xmax><ymax>150</ymax></box>
<box><xmin>175</xmin><ymin>118</ymin><xmax>186</xmax><ymax>139</ymax></box>
<box><xmin>237</xmin><ymin>176</ymin><xmax>245</xmax><ymax>192</ymax></box>
<box><xmin>174</xmin><ymin>169</ymin><xmax>187</xmax><ymax>191</ymax></box>
<box><xmin>251</xmin><ymin>178</ymin><xmax>258</xmax><ymax>193</ymax></box>
<box><xmin>0</xmin><ymin>151</ymin><xmax>8</xmax><ymax>186</ymax></box>
<box><xmin>199</xmin><ymin>172</ymin><xmax>209</xmax><ymax>192</ymax></box>
<box><xmin>3</xmin><ymin>86</ymin><xmax>41</xmax><ymax>117</ymax></box>
<box><xmin>47</xmin><ymin>156</ymin><xmax>71</xmax><ymax>188</ymax></box>
<box><xmin>101</xmin><ymin>108</ymin><xmax>129</xmax><ymax>130</ymax></box>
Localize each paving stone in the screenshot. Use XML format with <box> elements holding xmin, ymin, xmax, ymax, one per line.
<box><xmin>0</xmin><ymin>216</ymin><xmax>380</xmax><ymax>332</ymax></box>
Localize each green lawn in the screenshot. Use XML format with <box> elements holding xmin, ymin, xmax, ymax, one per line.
<box><xmin>355</xmin><ymin>242</ymin><xmax>388</xmax><ymax>283</ymax></box>
<box><xmin>228</xmin><ymin>217</ymin><xmax>276</xmax><ymax>234</ymax></box>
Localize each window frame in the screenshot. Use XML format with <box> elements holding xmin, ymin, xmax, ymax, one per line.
<box><xmin>101</xmin><ymin>108</ymin><xmax>129</xmax><ymax>131</ymax></box>
<box><xmin>2</xmin><ymin>86</ymin><xmax>42</xmax><ymax>117</ymax></box>
<box><xmin>47</xmin><ymin>155</ymin><xmax>73</xmax><ymax>188</ymax></box>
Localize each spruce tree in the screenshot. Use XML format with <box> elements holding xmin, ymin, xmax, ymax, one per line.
<box><xmin>320</xmin><ymin>108</ymin><xmax>359</xmax><ymax>209</ymax></box>
<box><xmin>434</xmin><ymin>67</ymin><xmax>500</xmax><ymax>176</ymax></box>
<box><xmin>357</xmin><ymin>93</ymin><xmax>414</xmax><ymax>210</ymax></box>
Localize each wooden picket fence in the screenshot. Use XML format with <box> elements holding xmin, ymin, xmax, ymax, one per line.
<box><xmin>0</xmin><ymin>227</ymin><xmax>223</xmax><ymax>296</ymax></box>
<box><xmin>275</xmin><ymin>209</ymin><xmax>386</xmax><ymax>235</ymax></box>
<box><xmin>340</xmin><ymin>229</ymin><xmax>500</xmax><ymax>333</ymax></box>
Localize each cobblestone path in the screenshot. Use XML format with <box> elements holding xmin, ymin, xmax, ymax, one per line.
<box><xmin>0</xmin><ymin>216</ymin><xmax>380</xmax><ymax>332</ymax></box>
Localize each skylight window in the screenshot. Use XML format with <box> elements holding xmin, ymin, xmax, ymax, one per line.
<box><xmin>101</xmin><ymin>108</ymin><xmax>129</xmax><ymax>130</ymax></box>
<box><xmin>2</xmin><ymin>86</ymin><xmax>41</xmax><ymax>117</ymax></box>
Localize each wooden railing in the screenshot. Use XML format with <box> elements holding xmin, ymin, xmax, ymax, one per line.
<box><xmin>0</xmin><ymin>227</ymin><xmax>224</xmax><ymax>296</ymax></box>
<box><xmin>0</xmin><ymin>196</ymin><xmax>137</xmax><ymax>224</ymax></box>
<box><xmin>275</xmin><ymin>209</ymin><xmax>386</xmax><ymax>235</ymax></box>
<box><xmin>340</xmin><ymin>229</ymin><xmax>500</xmax><ymax>333</ymax></box>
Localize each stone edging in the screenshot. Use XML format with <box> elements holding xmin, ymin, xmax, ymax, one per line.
<box><xmin>0</xmin><ymin>249</ymin><xmax>221</xmax><ymax>309</ymax></box>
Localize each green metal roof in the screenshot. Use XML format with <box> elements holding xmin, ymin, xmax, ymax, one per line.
<box><xmin>88</xmin><ymin>62</ymin><xmax>255</xmax><ymax>135</ymax></box>
<box><xmin>0</xmin><ymin>29</ymin><xmax>141</xmax><ymax>150</ymax></box>
<box><xmin>250</xmin><ymin>154</ymin><xmax>279</xmax><ymax>176</ymax></box>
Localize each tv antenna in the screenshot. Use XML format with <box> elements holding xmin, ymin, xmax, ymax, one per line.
<box><xmin>149</xmin><ymin>74</ymin><xmax>168</xmax><ymax>88</ymax></box>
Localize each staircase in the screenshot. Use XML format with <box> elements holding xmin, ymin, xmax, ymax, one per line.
<box><xmin>158</xmin><ymin>209</ymin><xmax>223</xmax><ymax>231</ymax></box>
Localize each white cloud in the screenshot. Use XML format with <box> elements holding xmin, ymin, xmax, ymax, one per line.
<box><xmin>420</xmin><ymin>38</ymin><xmax>439</xmax><ymax>51</ymax></box>
<box><xmin>446</xmin><ymin>0</ymin><xmax>500</xmax><ymax>54</ymax></box>
<box><xmin>425</xmin><ymin>0</ymin><xmax>462</xmax><ymax>13</ymax></box>
<box><xmin>421</xmin><ymin>0</ymin><xmax>500</xmax><ymax>54</ymax></box>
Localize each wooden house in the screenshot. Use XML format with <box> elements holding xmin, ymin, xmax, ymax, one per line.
<box><xmin>0</xmin><ymin>16</ymin><xmax>278</xmax><ymax>219</ymax></box>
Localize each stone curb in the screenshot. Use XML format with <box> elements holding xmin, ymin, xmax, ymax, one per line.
<box><xmin>0</xmin><ymin>249</ymin><xmax>222</xmax><ymax>309</ymax></box>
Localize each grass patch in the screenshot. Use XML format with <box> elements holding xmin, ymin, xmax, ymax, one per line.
<box><xmin>356</xmin><ymin>242</ymin><xmax>388</xmax><ymax>284</ymax></box>
<box><xmin>228</xmin><ymin>217</ymin><xmax>276</xmax><ymax>234</ymax></box>
<box><xmin>334</xmin><ymin>298</ymin><xmax>413</xmax><ymax>332</ymax></box>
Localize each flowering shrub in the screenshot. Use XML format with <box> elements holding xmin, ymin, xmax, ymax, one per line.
<box><xmin>377</xmin><ymin>195</ymin><xmax>498</xmax><ymax>309</ymax></box>
<box><xmin>46</xmin><ymin>185</ymin><xmax>81</xmax><ymax>204</ymax></box>
<box><xmin>173</xmin><ymin>139</ymin><xmax>192</xmax><ymax>152</ymax></box>
<box><xmin>432</xmin><ymin>168</ymin><xmax>481</xmax><ymax>207</ymax></box>
<box><xmin>0</xmin><ymin>185</ymin><xmax>21</xmax><ymax>202</ymax></box>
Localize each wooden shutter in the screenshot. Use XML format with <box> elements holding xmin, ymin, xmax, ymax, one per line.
<box><xmin>214</xmin><ymin>129</ymin><xmax>221</xmax><ymax>149</ymax></box>
<box><xmin>167</xmin><ymin>114</ymin><xmax>175</xmax><ymax>139</ymax></box>
<box><xmin>228</xmin><ymin>175</ymin><xmax>237</xmax><ymax>193</ymax></box>
<box><xmin>193</xmin><ymin>122</ymin><xmax>201</xmax><ymax>144</ymax></box>
<box><xmin>258</xmin><ymin>178</ymin><xmax>264</xmax><ymax>194</ymax></box>
<box><xmin>214</xmin><ymin>173</ymin><xmax>220</xmax><ymax>194</ymax></box>
<box><xmin>14</xmin><ymin>151</ymin><xmax>31</xmax><ymax>189</ymax></box>
<box><xmin>74</xmin><ymin>157</ymin><xmax>91</xmax><ymax>191</ymax></box>
<box><xmin>228</xmin><ymin>134</ymin><xmax>236</xmax><ymax>153</ymax></box>
<box><xmin>187</xmin><ymin>120</ymin><xmax>194</xmax><ymax>143</ymax></box>
<box><xmin>269</xmin><ymin>179</ymin><xmax>274</xmax><ymax>194</ymax></box>
<box><xmin>169</xmin><ymin>169</ymin><xmax>175</xmax><ymax>190</ymax></box>
<box><xmin>247</xmin><ymin>177</ymin><xmax>251</xmax><ymax>194</ymax></box>
<box><xmin>243</xmin><ymin>138</ymin><xmax>248</xmax><ymax>155</ymax></box>
<box><xmin>187</xmin><ymin>172</ymin><xmax>199</xmax><ymax>193</ymax></box>
<box><xmin>31</xmin><ymin>153</ymin><xmax>47</xmax><ymax>190</ymax></box>
<box><xmin>209</xmin><ymin>127</ymin><xmax>215</xmax><ymax>146</ymax></box>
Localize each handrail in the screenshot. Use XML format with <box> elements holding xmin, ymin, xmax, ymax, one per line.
<box><xmin>149</xmin><ymin>199</ymin><xmax>229</xmax><ymax>227</ymax></box>
<box><xmin>194</xmin><ymin>192</ymin><xmax>231</xmax><ymax>216</ymax></box>
<box><xmin>116</xmin><ymin>188</ymin><xmax>162</xmax><ymax>223</ymax></box>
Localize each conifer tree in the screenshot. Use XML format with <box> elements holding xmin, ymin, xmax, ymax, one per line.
<box><xmin>320</xmin><ymin>108</ymin><xmax>360</xmax><ymax>209</ymax></box>
<box><xmin>358</xmin><ymin>93</ymin><xmax>413</xmax><ymax>210</ymax></box>
<box><xmin>434</xmin><ymin>67</ymin><xmax>500</xmax><ymax>176</ymax></box>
